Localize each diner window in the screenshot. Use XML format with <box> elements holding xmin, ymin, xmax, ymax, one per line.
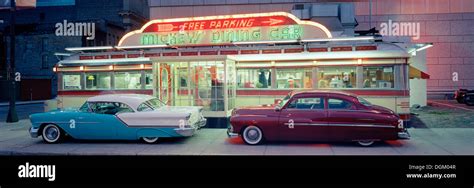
<box><xmin>363</xmin><ymin>66</ymin><xmax>395</xmax><ymax>89</ymax></box>
<box><xmin>114</xmin><ymin>71</ymin><xmax>142</xmax><ymax>89</ymax></box>
<box><xmin>237</xmin><ymin>69</ymin><xmax>271</xmax><ymax>89</ymax></box>
<box><xmin>178</xmin><ymin>68</ymin><xmax>188</xmax><ymax>88</ymax></box>
<box><xmin>145</xmin><ymin>71</ymin><xmax>153</xmax><ymax>89</ymax></box>
<box><xmin>318</xmin><ymin>67</ymin><xmax>356</xmax><ymax>89</ymax></box>
<box><xmin>85</xmin><ymin>72</ymin><xmax>111</xmax><ymax>90</ymax></box>
<box><xmin>62</xmin><ymin>74</ymin><xmax>82</xmax><ymax>90</ymax></box>
<box><xmin>276</xmin><ymin>68</ymin><xmax>312</xmax><ymax>89</ymax></box>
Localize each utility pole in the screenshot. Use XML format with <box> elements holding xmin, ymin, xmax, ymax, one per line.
<box><xmin>6</xmin><ymin>0</ymin><xmax>18</xmax><ymax>123</ymax></box>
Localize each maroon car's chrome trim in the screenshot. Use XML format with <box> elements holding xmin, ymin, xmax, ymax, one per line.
<box><xmin>283</xmin><ymin>123</ymin><xmax>394</xmax><ymax>128</ymax></box>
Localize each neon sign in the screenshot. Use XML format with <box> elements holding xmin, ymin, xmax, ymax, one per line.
<box><xmin>118</xmin><ymin>12</ymin><xmax>332</xmax><ymax>47</ymax></box>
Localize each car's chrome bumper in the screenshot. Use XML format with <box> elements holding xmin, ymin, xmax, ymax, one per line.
<box><xmin>196</xmin><ymin>118</ymin><xmax>207</xmax><ymax>129</ymax></box>
<box><xmin>398</xmin><ymin>129</ymin><xmax>411</xmax><ymax>139</ymax></box>
<box><xmin>174</xmin><ymin>127</ymin><xmax>196</xmax><ymax>137</ymax></box>
<box><xmin>227</xmin><ymin>126</ymin><xmax>239</xmax><ymax>138</ymax></box>
<box><xmin>174</xmin><ymin>118</ymin><xmax>207</xmax><ymax>137</ymax></box>
<box><xmin>29</xmin><ymin>127</ymin><xmax>39</xmax><ymax>138</ymax></box>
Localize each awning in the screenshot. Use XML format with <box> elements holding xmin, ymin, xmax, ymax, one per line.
<box><xmin>409</xmin><ymin>65</ymin><xmax>430</xmax><ymax>79</ymax></box>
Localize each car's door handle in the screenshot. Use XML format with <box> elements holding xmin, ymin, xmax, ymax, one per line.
<box><xmin>78</xmin><ymin>117</ymin><xmax>84</xmax><ymax>120</ymax></box>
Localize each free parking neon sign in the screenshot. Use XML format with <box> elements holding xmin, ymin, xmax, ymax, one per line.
<box><xmin>118</xmin><ymin>12</ymin><xmax>332</xmax><ymax>47</ymax></box>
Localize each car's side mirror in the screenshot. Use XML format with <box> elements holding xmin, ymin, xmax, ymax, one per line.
<box><xmin>275</xmin><ymin>105</ymin><xmax>281</xmax><ymax>112</ymax></box>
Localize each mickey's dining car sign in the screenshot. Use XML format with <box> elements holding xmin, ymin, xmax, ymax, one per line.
<box><xmin>118</xmin><ymin>12</ymin><xmax>333</xmax><ymax>47</ymax></box>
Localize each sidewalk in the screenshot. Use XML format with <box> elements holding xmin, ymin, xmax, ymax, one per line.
<box><xmin>0</xmin><ymin>100</ymin><xmax>45</xmax><ymax>107</ymax></box>
<box><xmin>1</xmin><ymin>120</ymin><xmax>473</xmax><ymax>155</ymax></box>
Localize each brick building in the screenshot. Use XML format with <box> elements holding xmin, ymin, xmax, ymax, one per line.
<box><xmin>148</xmin><ymin>0</ymin><xmax>474</xmax><ymax>98</ymax></box>
<box><xmin>0</xmin><ymin>0</ymin><xmax>149</xmax><ymax>101</ymax></box>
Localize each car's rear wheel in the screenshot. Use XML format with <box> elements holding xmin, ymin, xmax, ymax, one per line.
<box><xmin>464</xmin><ymin>96</ymin><xmax>474</xmax><ymax>106</ymax></box>
<box><xmin>242</xmin><ymin>125</ymin><xmax>264</xmax><ymax>145</ymax></box>
<box><xmin>142</xmin><ymin>137</ymin><xmax>159</xmax><ymax>144</ymax></box>
<box><xmin>357</xmin><ymin>140</ymin><xmax>375</xmax><ymax>147</ymax></box>
<box><xmin>42</xmin><ymin>124</ymin><xmax>62</xmax><ymax>144</ymax></box>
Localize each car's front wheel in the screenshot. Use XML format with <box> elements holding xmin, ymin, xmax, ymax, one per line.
<box><xmin>356</xmin><ymin>140</ymin><xmax>375</xmax><ymax>147</ymax></box>
<box><xmin>42</xmin><ymin>124</ymin><xmax>63</xmax><ymax>144</ymax></box>
<box><xmin>242</xmin><ymin>125</ymin><xmax>264</xmax><ymax>145</ymax></box>
<box><xmin>142</xmin><ymin>137</ymin><xmax>159</xmax><ymax>144</ymax></box>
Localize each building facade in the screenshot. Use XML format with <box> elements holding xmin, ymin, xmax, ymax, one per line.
<box><xmin>148</xmin><ymin>0</ymin><xmax>474</xmax><ymax>98</ymax></box>
<box><xmin>0</xmin><ymin>0</ymin><xmax>149</xmax><ymax>101</ymax></box>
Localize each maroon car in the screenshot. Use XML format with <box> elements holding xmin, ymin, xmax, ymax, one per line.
<box><xmin>228</xmin><ymin>90</ymin><xmax>410</xmax><ymax>146</ymax></box>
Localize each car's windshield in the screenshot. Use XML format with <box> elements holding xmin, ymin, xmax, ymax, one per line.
<box><xmin>358</xmin><ymin>96</ymin><xmax>372</xmax><ymax>107</ymax></box>
<box><xmin>79</xmin><ymin>102</ymin><xmax>90</xmax><ymax>112</ymax></box>
<box><xmin>138</xmin><ymin>98</ymin><xmax>166</xmax><ymax>111</ymax></box>
<box><xmin>279</xmin><ymin>93</ymin><xmax>291</xmax><ymax>107</ymax></box>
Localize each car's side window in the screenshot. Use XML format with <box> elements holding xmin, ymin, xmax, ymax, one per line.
<box><xmin>327</xmin><ymin>98</ymin><xmax>353</xmax><ymax>110</ymax></box>
<box><xmin>89</xmin><ymin>102</ymin><xmax>134</xmax><ymax>115</ymax></box>
<box><xmin>137</xmin><ymin>103</ymin><xmax>153</xmax><ymax>112</ymax></box>
<box><xmin>287</xmin><ymin>97</ymin><xmax>325</xmax><ymax>110</ymax></box>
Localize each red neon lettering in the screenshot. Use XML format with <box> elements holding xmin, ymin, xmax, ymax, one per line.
<box><xmin>222</xmin><ymin>20</ymin><xmax>229</xmax><ymax>28</ymax></box>
<box><xmin>210</xmin><ymin>21</ymin><xmax>217</xmax><ymax>28</ymax></box>
<box><xmin>247</xmin><ymin>19</ymin><xmax>254</xmax><ymax>27</ymax></box>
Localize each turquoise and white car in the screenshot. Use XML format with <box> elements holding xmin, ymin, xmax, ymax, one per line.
<box><xmin>29</xmin><ymin>94</ymin><xmax>207</xmax><ymax>143</ymax></box>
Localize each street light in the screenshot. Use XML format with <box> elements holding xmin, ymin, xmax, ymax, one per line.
<box><xmin>6</xmin><ymin>0</ymin><xmax>18</xmax><ymax>123</ymax></box>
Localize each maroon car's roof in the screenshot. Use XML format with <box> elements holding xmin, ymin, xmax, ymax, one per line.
<box><xmin>290</xmin><ymin>90</ymin><xmax>358</xmax><ymax>98</ymax></box>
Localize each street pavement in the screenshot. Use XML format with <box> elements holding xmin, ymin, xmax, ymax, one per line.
<box><xmin>1</xmin><ymin>119</ymin><xmax>473</xmax><ymax>155</ymax></box>
<box><xmin>0</xmin><ymin>103</ymin><xmax>44</xmax><ymax>122</ymax></box>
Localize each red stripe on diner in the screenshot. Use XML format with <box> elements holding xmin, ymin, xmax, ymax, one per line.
<box><xmin>200</xmin><ymin>51</ymin><xmax>218</xmax><ymax>55</ymax></box>
<box><xmin>145</xmin><ymin>53</ymin><xmax>160</xmax><ymax>57</ymax></box>
<box><xmin>284</xmin><ymin>48</ymin><xmax>304</xmax><ymax>53</ymax></box>
<box><xmin>241</xmin><ymin>50</ymin><xmax>259</xmax><ymax>54</ymax></box>
<box><xmin>308</xmin><ymin>48</ymin><xmax>328</xmax><ymax>52</ymax></box>
<box><xmin>163</xmin><ymin>52</ymin><xmax>179</xmax><ymax>56</ymax></box>
<box><xmin>110</xmin><ymin>54</ymin><xmax>125</xmax><ymax>59</ymax></box>
<box><xmin>58</xmin><ymin>90</ymin><xmax>153</xmax><ymax>96</ymax></box>
<box><xmin>79</xmin><ymin>56</ymin><xmax>93</xmax><ymax>60</ymax></box>
<box><xmin>220</xmin><ymin>50</ymin><xmax>239</xmax><ymax>55</ymax></box>
<box><xmin>94</xmin><ymin>55</ymin><xmax>108</xmax><ymax>59</ymax></box>
<box><xmin>346</xmin><ymin>90</ymin><xmax>409</xmax><ymax>96</ymax></box>
<box><xmin>236</xmin><ymin>90</ymin><xmax>410</xmax><ymax>96</ymax></box>
<box><xmin>331</xmin><ymin>46</ymin><xmax>353</xmax><ymax>51</ymax></box>
<box><xmin>237</xmin><ymin>90</ymin><xmax>292</xmax><ymax>96</ymax></box>
<box><xmin>262</xmin><ymin>49</ymin><xmax>281</xmax><ymax>54</ymax></box>
<box><xmin>181</xmin><ymin>51</ymin><xmax>199</xmax><ymax>56</ymax></box>
<box><xmin>127</xmin><ymin>54</ymin><xmax>141</xmax><ymax>58</ymax></box>
<box><xmin>356</xmin><ymin>46</ymin><xmax>377</xmax><ymax>51</ymax></box>
<box><xmin>111</xmin><ymin>54</ymin><xmax>126</xmax><ymax>59</ymax></box>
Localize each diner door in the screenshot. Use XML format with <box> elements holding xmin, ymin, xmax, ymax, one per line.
<box><xmin>158</xmin><ymin>63</ymin><xmax>173</xmax><ymax>105</ymax></box>
<box><xmin>156</xmin><ymin>62</ymin><xmax>193</xmax><ymax>106</ymax></box>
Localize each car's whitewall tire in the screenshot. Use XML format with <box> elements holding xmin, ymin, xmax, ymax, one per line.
<box><xmin>242</xmin><ymin>125</ymin><xmax>264</xmax><ymax>145</ymax></box>
<box><xmin>357</xmin><ymin>140</ymin><xmax>375</xmax><ymax>147</ymax></box>
<box><xmin>142</xmin><ymin>137</ymin><xmax>159</xmax><ymax>144</ymax></box>
<box><xmin>42</xmin><ymin>124</ymin><xmax>62</xmax><ymax>144</ymax></box>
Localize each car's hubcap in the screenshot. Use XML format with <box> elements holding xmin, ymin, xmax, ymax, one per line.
<box><xmin>43</xmin><ymin>125</ymin><xmax>61</xmax><ymax>142</ymax></box>
<box><xmin>247</xmin><ymin>129</ymin><xmax>259</xmax><ymax>140</ymax></box>
<box><xmin>45</xmin><ymin>127</ymin><xmax>59</xmax><ymax>141</ymax></box>
<box><xmin>244</xmin><ymin>126</ymin><xmax>262</xmax><ymax>144</ymax></box>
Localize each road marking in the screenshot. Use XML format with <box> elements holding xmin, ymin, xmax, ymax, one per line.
<box><xmin>428</xmin><ymin>100</ymin><xmax>474</xmax><ymax>112</ymax></box>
